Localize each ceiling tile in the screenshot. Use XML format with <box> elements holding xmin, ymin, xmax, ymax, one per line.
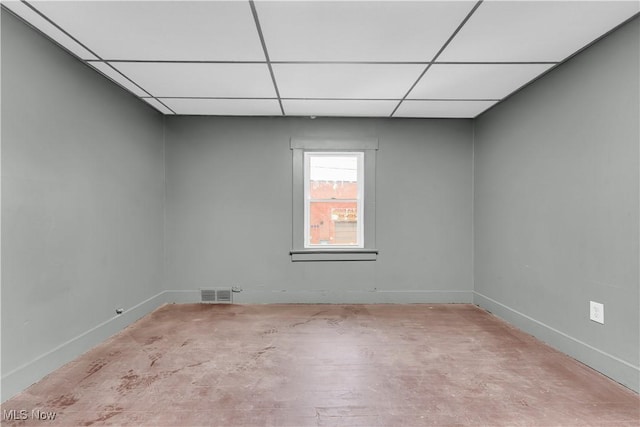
<box><xmin>30</xmin><ymin>0</ymin><xmax>264</xmax><ymax>61</ymax></box>
<box><xmin>439</xmin><ymin>0</ymin><xmax>640</xmax><ymax>62</ymax></box>
<box><xmin>256</xmin><ymin>1</ymin><xmax>476</xmax><ymax>62</ymax></box>
<box><xmin>394</xmin><ymin>100</ymin><xmax>498</xmax><ymax>118</ymax></box>
<box><xmin>110</xmin><ymin>63</ymin><xmax>277</xmax><ymax>98</ymax></box>
<box><xmin>88</xmin><ymin>62</ymin><xmax>150</xmax><ymax>97</ymax></box>
<box><xmin>3</xmin><ymin>0</ymin><xmax>97</xmax><ymax>60</ymax></box>
<box><xmin>141</xmin><ymin>98</ymin><xmax>174</xmax><ymax>115</ymax></box>
<box><xmin>408</xmin><ymin>64</ymin><xmax>554</xmax><ymax>100</ymax></box>
<box><xmin>274</xmin><ymin>64</ymin><xmax>423</xmax><ymax>99</ymax></box>
<box><xmin>283</xmin><ymin>100</ymin><xmax>397</xmax><ymax>117</ymax></box>
<box><xmin>160</xmin><ymin>98</ymin><xmax>282</xmax><ymax>116</ymax></box>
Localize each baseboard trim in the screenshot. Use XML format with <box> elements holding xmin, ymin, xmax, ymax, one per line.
<box><xmin>14</xmin><ymin>289</ymin><xmax>621</xmax><ymax>402</ymax></box>
<box><xmin>474</xmin><ymin>291</ymin><xmax>640</xmax><ymax>392</ymax></box>
<box><xmin>164</xmin><ymin>289</ymin><xmax>473</xmax><ymax>304</ymax></box>
<box><xmin>1</xmin><ymin>291</ymin><xmax>167</xmax><ymax>402</ymax></box>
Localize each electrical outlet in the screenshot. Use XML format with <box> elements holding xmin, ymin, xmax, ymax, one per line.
<box><xmin>590</xmin><ymin>301</ymin><xmax>604</xmax><ymax>324</ymax></box>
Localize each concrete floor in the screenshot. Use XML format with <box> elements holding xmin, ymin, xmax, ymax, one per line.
<box><xmin>2</xmin><ymin>303</ymin><xmax>638</xmax><ymax>426</ymax></box>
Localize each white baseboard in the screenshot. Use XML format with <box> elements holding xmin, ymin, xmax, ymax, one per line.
<box><xmin>164</xmin><ymin>289</ymin><xmax>473</xmax><ymax>304</ymax></box>
<box><xmin>474</xmin><ymin>291</ymin><xmax>639</xmax><ymax>393</ymax></box>
<box><xmin>1</xmin><ymin>291</ymin><xmax>167</xmax><ymax>402</ymax></box>
<box><xmin>18</xmin><ymin>289</ymin><xmax>619</xmax><ymax>403</ymax></box>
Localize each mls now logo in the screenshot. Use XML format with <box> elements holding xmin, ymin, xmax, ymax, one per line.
<box><xmin>3</xmin><ymin>409</ymin><xmax>57</xmax><ymax>421</ymax></box>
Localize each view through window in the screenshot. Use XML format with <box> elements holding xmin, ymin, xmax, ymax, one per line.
<box><xmin>304</xmin><ymin>152</ymin><xmax>364</xmax><ymax>248</ymax></box>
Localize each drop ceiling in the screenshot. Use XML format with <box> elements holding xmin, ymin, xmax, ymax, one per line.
<box><xmin>3</xmin><ymin>0</ymin><xmax>639</xmax><ymax>118</ymax></box>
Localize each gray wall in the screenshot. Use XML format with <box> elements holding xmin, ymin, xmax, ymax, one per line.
<box><xmin>1</xmin><ymin>10</ymin><xmax>166</xmax><ymax>398</ymax></box>
<box><xmin>474</xmin><ymin>18</ymin><xmax>639</xmax><ymax>391</ymax></box>
<box><xmin>164</xmin><ymin>117</ymin><xmax>473</xmax><ymax>303</ymax></box>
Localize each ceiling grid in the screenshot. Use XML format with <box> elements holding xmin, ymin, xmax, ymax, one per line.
<box><xmin>15</xmin><ymin>0</ymin><xmax>177</xmax><ymax>114</ymax></box>
<box><xmin>2</xmin><ymin>0</ymin><xmax>638</xmax><ymax>118</ymax></box>
<box><xmin>249</xmin><ymin>0</ymin><xmax>285</xmax><ymax>116</ymax></box>
<box><xmin>389</xmin><ymin>0</ymin><xmax>484</xmax><ymax>117</ymax></box>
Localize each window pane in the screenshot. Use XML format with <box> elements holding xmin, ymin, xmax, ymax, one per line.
<box><xmin>309</xmin><ymin>201</ymin><xmax>358</xmax><ymax>246</ymax></box>
<box><xmin>309</xmin><ymin>155</ymin><xmax>358</xmax><ymax>200</ymax></box>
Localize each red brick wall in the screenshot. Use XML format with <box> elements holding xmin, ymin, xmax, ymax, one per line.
<box><xmin>308</xmin><ymin>181</ymin><xmax>358</xmax><ymax>245</ymax></box>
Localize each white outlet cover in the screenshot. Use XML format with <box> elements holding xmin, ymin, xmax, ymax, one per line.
<box><xmin>590</xmin><ymin>301</ymin><xmax>604</xmax><ymax>324</ymax></box>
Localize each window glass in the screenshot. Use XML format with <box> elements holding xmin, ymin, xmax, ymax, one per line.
<box><xmin>304</xmin><ymin>152</ymin><xmax>363</xmax><ymax>248</ymax></box>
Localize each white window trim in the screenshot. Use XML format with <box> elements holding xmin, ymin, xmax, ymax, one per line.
<box><xmin>303</xmin><ymin>152</ymin><xmax>364</xmax><ymax>249</ymax></box>
<box><xmin>290</xmin><ymin>137</ymin><xmax>378</xmax><ymax>262</ymax></box>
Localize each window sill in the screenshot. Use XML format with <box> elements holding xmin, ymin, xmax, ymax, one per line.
<box><xmin>290</xmin><ymin>249</ymin><xmax>378</xmax><ymax>262</ymax></box>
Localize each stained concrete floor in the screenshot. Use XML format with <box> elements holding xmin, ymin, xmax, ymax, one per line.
<box><xmin>2</xmin><ymin>304</ymin><xmax>639</xmax><ymax>426</ymax></box>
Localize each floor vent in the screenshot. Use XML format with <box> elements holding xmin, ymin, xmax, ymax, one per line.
<box><xmin>201</xmin><ymin>288</ymin><xmax>233</xmax><ymax>304</ymax></box>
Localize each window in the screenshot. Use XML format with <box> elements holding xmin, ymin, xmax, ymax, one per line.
<box><xmin>291</xmin><ymin>138</ymin><xmax>378</xmax><ymax>261</ymax></box>
<box><xmin>304</xmin><ymin>152</ymin><xmax>364</xmax><ymax>248</ymax></box>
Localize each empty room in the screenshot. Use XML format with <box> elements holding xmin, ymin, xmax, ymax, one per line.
<box><xmin>1</xmin><ymin>0</ymin><xmax>639</xmax><ymax>426</ymax></box>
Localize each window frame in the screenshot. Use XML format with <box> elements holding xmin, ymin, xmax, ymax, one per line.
<box><xmin>290</xmin><ymin>137</ymin><xmax>378</xmax><ymax>262</ymax></box>
<box><xmin>303</xmin><ymin>151</ymin><xmax>365</xmax><ymax>249</ymax></box>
